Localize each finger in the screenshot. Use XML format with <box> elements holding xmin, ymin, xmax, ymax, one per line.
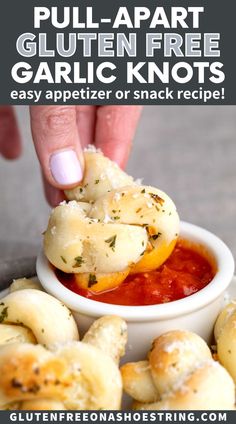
<box><xmin>76</xmin><ymin>106</ymin><xmax>97</xmax><ymax>148</ymax></box>
<box><xmin>43</xmin><ymin>106</ymin><xmax>96</xmax><ymax>207</ymax></box>
<box><xmin>30</xmin><ymin>106</ymin><xmax>84</xmax><ymax>189</ymax></box>
<box><xmin>94</xmin><ymin>106</ymin><xmax>142</xmax><ymax>168</ymax></box>
<box><xmin>0</xmin><ymin>106</ymin><xmax>22</xmax><ymax>159</ymax></box>
<box><xmin>42</xmin><ymin>174</ymin><xmax>66</xmax><ymax>207</ymax></box>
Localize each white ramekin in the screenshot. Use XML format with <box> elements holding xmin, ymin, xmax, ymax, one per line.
<box><xmin>36</xmin><ymin>221</ymin><xmax>235</xmax><ymax>362</ymax></box>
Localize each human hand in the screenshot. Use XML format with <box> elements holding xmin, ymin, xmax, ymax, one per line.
<box><xmin>0</xmin><ymin>106</ymin><xmax>21</xmax><ymax>159</ymax></box>
<box><xmin>30</xmin><ymin>105</ymin><xmax>142</xmax><ymax>206</ymax></box>
<box><xmin>0</xmin><ymin>105</ymin><xmax>142</xmax><ymax>206</ymax></box>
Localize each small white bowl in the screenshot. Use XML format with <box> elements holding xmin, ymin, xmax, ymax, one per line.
<box><xmin>36</xmin><ymin>221</ymin><xmax>235</xmax><ymax>362</ymax></box>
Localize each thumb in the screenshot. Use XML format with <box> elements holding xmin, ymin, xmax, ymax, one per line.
<box><xmin>30</xmin><ymin>106</ymin><xmax>84</xmax><ymax>189</ymax></box>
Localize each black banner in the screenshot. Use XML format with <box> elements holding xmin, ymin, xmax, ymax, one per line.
<box><xmin>1</xmin><ymin>411</ymin><xmax>236</xmax><ymax>424</ymax></box>
<box><xmin>0</xmin><ymin>0</ymin><xmax>235</xmax><ymax>104</ymax></box>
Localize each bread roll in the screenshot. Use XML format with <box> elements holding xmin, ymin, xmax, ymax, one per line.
<box><xmin>0</xmin><ymin>324</ymin><xmax>36</xmax><ymax>346</ymax></box>
<box><xmin>90</xmin><ymin>185</ymin><xmax>179</xmax><ymax>272</ymax></box>
<box><xmin>133</xmin><ymin>361</ymin><xmax>235</xmax><ymax>410</ymax></box>
<box><xmin>121</xmin><ymin>360</ymin><xmax>159</xmax><ymax>403</ymax></box>
<box><xmin>214</xmin><ymin>301</ymin><xmax>236</xmax><ymax>382</ymax></box>
<box><xmin>19</xmin><ymin>399</ymin><xmax>66</xmax><ymax>410</ymax></box>
<box><xmin>0</xmin><ymin>289</ymin><xmax>79</xmax><ymax>347</ymax></box>
<box><xmin>9</xmin><ymin>278</ymin><xmax>43</xmax><ymax>293</ymax></box>
<box><xmin>121</xmin><ymin>330</ymin><xmax>235</xmax><ymax>410</ymax></box>
<box><xmin>74</xmin><ymin>269</ymin><xmax>130</xmax><ymax>292</ymax></box>
<box><xmin>148</xmin><ymin>330</ymin><xmax>211</xmax><ymax>395</ymax></box>
<box><xmin>46</xmin><ymin>149</ymin><xmax>179</xmax><ymax>291</ymax></box>
<box><xmin>83</xmin><ymin>315</ymin><xmax>127</xmax><ymax>364</ymax></box>
<box><xmin>0</xmin><ymin>341</ymin><xmax>122</xmax><ymax>410</ymax></box>
<box><xmin>65</xmin><ymin>150</ymin><xmax>134</xmax><ymax>202</ymax></box>
<box><xmin>44</xmin><ymin>201</ymin><xmax>147</xmax><ymax>275</ymax></box>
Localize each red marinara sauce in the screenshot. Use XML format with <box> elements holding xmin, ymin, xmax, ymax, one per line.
<box><xmin>55</xmin><ymin>241</ymin><xmax>215</xmax><ymax>306</ymax></box>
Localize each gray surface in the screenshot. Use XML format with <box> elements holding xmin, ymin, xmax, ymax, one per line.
<box><xmin>0</xmin><ymin>257</ymin><xmax>36</xmax><ymax>290</ymax></box>
<box><xmin>0</xmin><ymin>106</ymin><xmax>236</xmax><ymax>260</ymax></box>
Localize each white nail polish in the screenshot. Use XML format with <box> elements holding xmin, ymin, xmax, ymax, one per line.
<box><xmin>50</xmin><ymin>150</ymin><xmax>82</xmax><ymax>185</ymax></box>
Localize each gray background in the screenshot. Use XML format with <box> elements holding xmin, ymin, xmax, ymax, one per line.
<box><xmin>0</xmin><ymin>106</ymin><xmax>236</xmax><ymax>261</ymax></box>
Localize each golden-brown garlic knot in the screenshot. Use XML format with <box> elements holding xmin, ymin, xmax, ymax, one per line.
<box><xmin>121</xmin><ymin>330</ymin><xmax>235</xmax><ymax>410</ymax></box>
<box><xmin>44</xmin><ymin>150</ymin><xmax>179</xmax><ymax>291</ymax></box>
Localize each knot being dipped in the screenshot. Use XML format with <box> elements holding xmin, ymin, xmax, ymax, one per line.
<box><xmin>44</xmin><ymin>149</ymin><xmax>179</xmax><ymax>291</ymax></box>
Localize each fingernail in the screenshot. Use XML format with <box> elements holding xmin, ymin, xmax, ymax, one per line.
<box><xmin>50</xmin><ymin>150</ymin><xmax>83</xmax><ymax>186</ymax></box>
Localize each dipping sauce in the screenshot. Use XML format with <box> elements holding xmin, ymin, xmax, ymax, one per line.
<box><xmin>56</xmin><ymin>241</ymin><xmax>215</xmax><ymax>306</ymax></box>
